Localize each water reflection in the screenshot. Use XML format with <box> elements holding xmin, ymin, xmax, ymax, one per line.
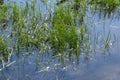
<box><xmin>1</xmin><ymin>46</ymin><xmax>120</xmax><ymax>80</ymax></box>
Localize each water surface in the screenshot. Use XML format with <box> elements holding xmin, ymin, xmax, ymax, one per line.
<box><xmin>0</xmin><ymin>0</ymin><xmax>120</xmax><ymax>80</ymax></box>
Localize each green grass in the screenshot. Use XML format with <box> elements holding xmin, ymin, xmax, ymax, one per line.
<box><xmin>0</xmin><ymin>36</ymin><xmax>8</xmax><ymax>59</ymax></box>
<box><xmin>89</xmin><ymin>0</ymin><xmax>120</xmax><ymax>17</ymax></box>
<box><xmin>50</xmin><ymin>7</ymin><xmax>79</xmax><ymax>52</ymax></box>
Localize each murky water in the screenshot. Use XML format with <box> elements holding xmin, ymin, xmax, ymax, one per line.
<box><xmin>0</xmin><ymin>0</ymin><xmax>120</xmax><ymax>80</ymax></box>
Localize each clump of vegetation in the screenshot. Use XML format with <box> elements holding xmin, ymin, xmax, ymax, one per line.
<box><xmin>89</xmin><ymin>0</ymin><xmax>120</xmax><ymax>17</ymax></box>
<box><xmin>50</xmin><ymin>7</ymin><xmax>81</xmax><ymax>56</ymax></box>
<box><xmin>47</xmin><ymin>5</ymin><xmax>91</xmax><ymax>64</ymax></box>
<box><xmin>9</xmin><ymin>1</ymin><xmax>51</xmax><ymax>53</ymax></box>
<box><xmin>0</xmin><ymin>36</ymin><xmax>8</xmax><ymax>59</ymax></box>
<box><xmin>0</xmin><ymin>4</ymin><xmax>10</xmax><ymax>29</ymax></box>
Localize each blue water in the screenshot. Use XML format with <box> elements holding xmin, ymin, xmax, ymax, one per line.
<box><xmin>0</xmin><ymin>0</ymin><xmax>120</xmax><ymax>80</ymax></box>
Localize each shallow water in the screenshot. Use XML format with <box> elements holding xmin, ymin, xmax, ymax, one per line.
<box><xmin>0</xmin><ymin>0</ymin><xmax>120</xmax><ymax>80</ymax></box>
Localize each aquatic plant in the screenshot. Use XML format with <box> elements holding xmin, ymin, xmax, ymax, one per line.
<box><xmin>12</xmin><ymin>2</ymin><xmax>20</xmax><ymax>23</ymax></box>
<box><xmin>50</xmin><ymin>7</ymin><xmax>83</xmax><ymax>59</ymax></box>
<box><xmin>89</xmin><ymin>0</ymin><xmax>120</xmax><ymax>17</ymax></box>
<box><xmin>104</xmin><ymin>32</ymin><xmax>111</xmax><ymax>49</ymax></box>
<box><xmin>0</xmin><ymin>36</ymin><xmax>8</xmax><ymax>59</ymax></box>
<box><xmin>0</xmin><ymin>4</ymin><xmax>10</xmax><ymax>29</ymax></box>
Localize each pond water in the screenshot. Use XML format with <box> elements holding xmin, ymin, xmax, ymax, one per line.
<box><xmin>0</xmin><ymin>0</ymin><xmax>120</xmax><ymax>80</ymax></box>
